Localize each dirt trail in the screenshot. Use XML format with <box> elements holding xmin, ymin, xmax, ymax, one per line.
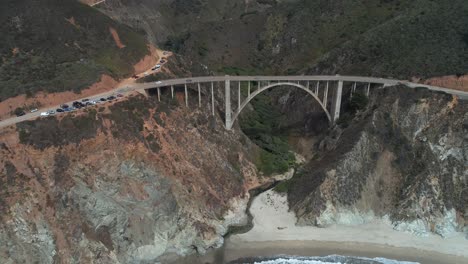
<box><xmin>109</xmin><ymin>27</ymin><xmax>126</xmax><ymax>49</ymax></box>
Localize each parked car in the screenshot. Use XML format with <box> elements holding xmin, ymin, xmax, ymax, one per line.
<box><xmin>107</xmin><ymin>96</ymin><xmax>116</xmax><ymax>100</ymax></box>
<box><xmin>132</xmin><ymin>75</ymin><xmax>139</xmax><ymax>79</ymax></box>
<box><xmin>72</xmin><ymin>101</ymin><xmax>84</xmax><ymax>108</ymax></box>
<box><xmin>61</xmin><ymin>104</ymin><xmax>69</xmax><ymax>109</ymax></box>
<box><xmin>30</xmin><ymin>108</ymin><xmax>38</xmax><ymax>113</ymax></box>
<box><xmin>56</xmin><ymin>108</ymin><xmax>64</xmax><ymax>113</ymax></box>
<box><xmin>47</xmin><ymin>110</ymin><xmax>56</xmax><ymax>115</ymax></box>
<box><xmin>100</xmin><ymin>98</ymin><xmax>107</xmax><ymax>102</ymax></box>
<box><xmin>160</xmin><ymin>59</ymin><xmax>165</xmax><ymax>63</ymax></box>
<box><xmin>40</xmin><ymin>112</ymin><xmax>49</xmax><ymax>116</ymax></box>
<box><xmin>116</xmin><ymin>94</ymin><xmax>123</xmax><ymax>97</ymax></box>
<box><xmin>82</xmin><ymin>98</ymin><xmax>89</xmax><ymax>102</ymax></box>
<box><xmin>16</xmin><ymin>111</ymin><xmax>26</xmax><ymax>117</ymax></box>
<box><xmin>63</xmin><ymin>108</ymin><xmax>72</xmax><ymax>112</ymax></box>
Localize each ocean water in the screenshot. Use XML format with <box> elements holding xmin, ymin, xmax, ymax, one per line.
<box><xmin>230</xmin><ymin>255</ymin><xmax>419</xmax><ymax>264</ymax></box>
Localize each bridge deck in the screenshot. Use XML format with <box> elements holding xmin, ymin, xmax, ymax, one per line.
<box><xmin>135</xmin><ymin>75</ymin><xmax>468</xmax><ymax>99</ymax></box>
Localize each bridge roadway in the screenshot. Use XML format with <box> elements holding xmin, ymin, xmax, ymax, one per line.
<box><xmin>134</xmin><ymin>75</ymin><xmax>468</xmax><ymax>99</ymax></box>
<box><xmin>0</xmin><ymin>75</ymin><xmax>467</xmax><ymax>130</ymax></box>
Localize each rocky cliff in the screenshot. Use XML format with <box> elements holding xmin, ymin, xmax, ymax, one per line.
<box><xmin>285</xmin><ymin>86</ymin><xmax>468</xmax><ymax>238</ymax></box>
<box><xmin>0</xmin><ymin>94</ymin><xmax>268</xmax><ymax>263</ymax></box>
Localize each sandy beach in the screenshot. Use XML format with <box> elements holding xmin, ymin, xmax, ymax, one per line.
<box><xmin>174</xmin><ymin>189</ymin><xmax>468</xmax><ymax>264</ymax></box>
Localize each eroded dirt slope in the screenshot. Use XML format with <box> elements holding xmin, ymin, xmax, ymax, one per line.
<box><xmin>0</xmin><ymin>93</ymin><xmax>266</xmax><ymax>263</ymax></box>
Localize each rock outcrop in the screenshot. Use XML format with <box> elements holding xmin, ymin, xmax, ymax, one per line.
<box><xmin>0</xmin><ymin>94</ymin><xmax>266</xmax><ymax>263</ymax></box>
<box><xmin>287</xmin><ymin>86</ymin><xmax>468</xmax><ymax>239</ymax></box>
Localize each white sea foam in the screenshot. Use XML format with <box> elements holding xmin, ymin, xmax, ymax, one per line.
<box><xmin>249</xmin><ymin>255</ymin><xmax>419</xmax><ymax>264</ymax></box>
<box><xmin>253</xmin><ymin>259</ymin><xmax>339</xmax><ymax>264</ymax></box>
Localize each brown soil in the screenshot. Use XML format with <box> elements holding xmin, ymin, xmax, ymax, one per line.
<box><xmin>0</xmin><ymin>74</ymin><xmax>118</xmax><ymax>119</ymax></box>
<box><xmin>412</xmin><ymin>74</ymin><xmax>468</xmax><ymax>92</ymax></box>
<box><xmin>109</xmin><ymin>27</ymin><xmax>126</xmax><ymax>49</ymax></box>
<box><xmin>133</xmin><ymin>45</ymin><xmax>160</xmax><ymax>75</ymax></box>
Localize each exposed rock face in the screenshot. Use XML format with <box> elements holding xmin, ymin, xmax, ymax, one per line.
<box><xmin>0</xmin><ymin>94</ymin><xmax>265</xmax><ymax>263</ymax></box>
<box><xmin>288</xmin><ymin>86</ymin><xmax>468</xmax><ymax>238</ymax></box>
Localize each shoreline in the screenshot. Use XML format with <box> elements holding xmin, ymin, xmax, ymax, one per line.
<box><xmin>173</xmin><ymin>239</ymin><xmax>468</xmax><ymax>264</ymax></box>
<box><xmin>171</xmin><ymin>189</ymin><xmax>468</xmax><ymax>264</ymax></box>
<box><xmin>224</xmin><ymin>239</ymin><xmax>468</xmax><ymax>264</ymax></box>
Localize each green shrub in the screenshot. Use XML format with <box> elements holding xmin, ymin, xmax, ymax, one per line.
<box><xmin>349</xmin><ymin>92</ymin><xmax>369</xmax><ymax>113</ymax></box>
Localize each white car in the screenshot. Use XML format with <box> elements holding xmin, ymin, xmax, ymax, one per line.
<box><xmin>30</xmin><ymin>108</ymin><xmax>38</xmax><ymax>113</ymax></box>
<box><xmin>40</xmin><ymin>112</ymin><xmax>49</xmax><ymax>116</ymax></box>
<box><xmin>155</xmin><ymin>81</ymin><xmax>162</xmax><ymax>84</ymax></box>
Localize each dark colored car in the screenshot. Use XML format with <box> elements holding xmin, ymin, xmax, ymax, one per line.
<box><xmin>56</xmin><ymin>108</ymin><xmax>64</xmax><ymax>113</ymax></box>
<box><xmin>132</xmin><ymin>75</ymin><xmax>139</xmax><ymax>79</ymax></box>
<box><xmin>107</xmin><ymin>96</ymin><xmax>116</xmax><ymax>100</ymax></box>
<box><xmin>82</xmin><ymin>98</ymin><xmax>90</xmax><ymax>102</ymax></box>
<box><xmin>63</xmin><ymin>108</ymin><xmax>71</xmax><ymax>112</ymax></box>
<box><xmin>16</xmin><ymin>111</ymin><xmax>26</xmax><ymax>117</ymax></box>
<box><xmin>160</xmin><ymin>59</ymin><xmax>165</xmax><ymax>63</ymax></box>
<box><xmin>60</xmin><ymin>104</ymin><xmax>69</xmax><ymax>109</ymax></box>
<box><xmin>85</xmin><ymin>102</ymin><xmax>92</xmax><ymax>106</ymax></box>
<box><xmin>100</xmin><ymin>98</ymin><xmax>107</xmax><ymax>102</ymax></box>
<box><xmin>72</xmin><ymin>101</ymin><xmax>84</xmax><ymax>108</ymax></box>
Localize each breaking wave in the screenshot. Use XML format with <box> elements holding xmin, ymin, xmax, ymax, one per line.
<box><xmin>231</xmin><ymin>255</ymin><xmax>419</xmax><ymax>264</ymax></box>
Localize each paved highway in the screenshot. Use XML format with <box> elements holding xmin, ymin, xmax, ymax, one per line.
<box><xmin>130</xmin><ymin>75</ymin><xmax>468</xmax><ymax>99</ymax></box>
<box><xmin>1</xmin><ymin>75</ymin><xmax>467</xmax><ymax>130</ymax></box>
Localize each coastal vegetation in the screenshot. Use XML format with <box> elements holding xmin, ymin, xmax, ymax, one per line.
<box><xmin>239</xmin><ymin>92</ymin><xmax>295</xmax><ymax>175</ymax></box>
<box><xmin>0</xmin><ymin>0</ymin><xmax>148</xmax><ymax>101</ymax></box>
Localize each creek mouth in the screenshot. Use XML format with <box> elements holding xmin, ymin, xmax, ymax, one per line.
<box><xmin>224</xmin><ymin>180</ymin><xmax>280</xmax><ymax>237</ymax></box>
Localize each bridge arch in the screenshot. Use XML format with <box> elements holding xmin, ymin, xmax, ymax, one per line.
<box><xmin>229</xmin><ymin>82</ymin><xmax>332</xmax><ymax>129</ymax></box>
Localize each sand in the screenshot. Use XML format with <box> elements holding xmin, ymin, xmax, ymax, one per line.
<box><xmin>176</xmin><ymin>190</ymin><xmax>468</xmax><ymax>263</ymax></box>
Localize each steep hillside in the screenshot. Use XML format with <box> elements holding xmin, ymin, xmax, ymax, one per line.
<box><xmin>309</xmin><ymin>0</ymin><xmax>468</xmax><ymax>79</ymax></box>
<box><xmin>0</xmin><ymin>93</ymin><xmax>270</xmax><ymax>263</ymax></box>
<box><xmin>96</xmin><ymin>0</ymin><xmax>467</xmax><ymax>79</ymax></box>
<box><xmin>0</xmin><ymin>0</ymin><xmax>149</xmax><ymax>100</ymax></box>
<box><xmin>282</xmin><ymin>87</ymin><xmax>468</xmax><ymax>238</ymax></box>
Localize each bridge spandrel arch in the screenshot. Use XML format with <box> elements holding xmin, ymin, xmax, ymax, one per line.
<box><xmin>229</xmin><ymin>82</ymin><xmax>332</xmax><ymax>129</ymax></box>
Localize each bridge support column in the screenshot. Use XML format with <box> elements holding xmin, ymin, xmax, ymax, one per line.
<box><xmin>211</xmin><ymin>82</ymin><xmax>215</xmax><ymax>116</ymax></box>
<box><xmin>366</xmin><ymin>83</ymin><xmax>371</xmax><ymax>97</ymax></box>
<box><xmin>331</xmin><ymin>81</ymin><xmax>343</xmax><ymax>123</ymax></box>
<box><xmin>198</xmin><ymin>83</ymin><xmax>201</xmax><ymax>107</ymax></box>
<box><xmin>350</xmin><ymin>82</ymin><xmax>357</xmax><ymax>100</ymax></box>
<box><xmin>225</xmin><ymin>78</ymin><xmax>232</xmax><ymax>130</ymax></box>
<box><xmin>157</xmin><ymin>87</ymin><xmax>161</xmax><ymax>102</ymax></box>
<box><xmin>185</xmin><ymin>84</ymin><xmax>188</xmax><ymax>107</ymax></box>
<box><xmin>171</xmin><ymin>86</ymin><xmax>174</xmax><ymax>99</ymax></box>
<box><xmin>238</xmin><ymin>82</ymin><xmax>241</xmax><ymax>109</ymax></box>
<box><xmin>323</xmin><ymin>81</ymin><xmax>329</xmax><ymax>106</ymax></box>
<box><xmin>248</xmin><ymin>81</ymin><xmax>251</xmax><ymax>97</ymax></box>
<box><xmin>315</xmin><ymin>81</ymin><xmax>319</xmax><ymax>95</ymax></box>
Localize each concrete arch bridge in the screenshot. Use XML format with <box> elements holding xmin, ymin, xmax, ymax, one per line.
<box><xmin>134</xmin><ymin>75</ymin><xmax>468</xmax><ymax>130</ymax></box>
